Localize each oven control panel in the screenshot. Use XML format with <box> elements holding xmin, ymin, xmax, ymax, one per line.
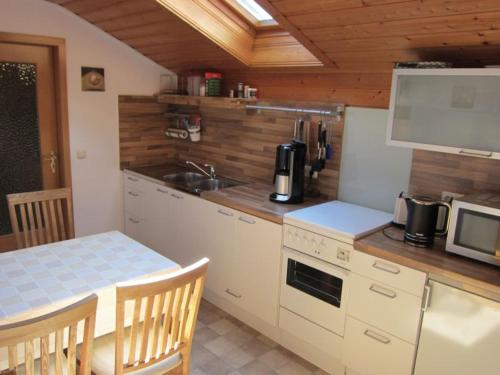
<box><xmin>284</xmin><ymin>224</ymin><xmax>352</xmax><ymax>269</ymax></box>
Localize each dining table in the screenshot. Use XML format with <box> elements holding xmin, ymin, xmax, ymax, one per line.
<box><xmin>0</xmin><ymin>231</ymin><xmax>180</xmax><ymax>366</ymax></box>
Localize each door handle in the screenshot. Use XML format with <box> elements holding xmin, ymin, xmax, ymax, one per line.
<box><xmin>170</xmin><ymin>193</ymin><xmax>184</xmax><ymax>199</ymax></box>
<box><xmin>422</xmin><ymin>285</ymin><xmax>432</xmax><ymax>311</ymax></box>
<box><xmin>44</xmin><ymin>151</ymin><xmax>57</xmax><ymax>174</ymax></box>
<box><xmin>156</xmin><ymin>188</ymin><xmax>169</xmax><ymax>194</ymax></box>
<box><xmin>364</xmin><ymin>329</ymin><xmax>391</xmax><ymax>344</ymax></box>
<box><xmin>372</xmin><ymin>261</ymin><xmax>400</xmax><ymax>274</ymax></box>
<box><xmin>238</xmin><ymin>216</ymin><xmax>256</xmax><ymax>224</ymax></box>
<box><xmin>217</xmin><ymin>209</ymin><xmax>233</xmax><ymax>217</ymax></box>
<box><xmin>128</xmin><ymin>218</ymin><xmax>140</xmax><ymax>224</ymax></box>
<box><xmin>225</xmin><ymin>289</ymin><xmax>242</xmax><ymax>298</ymax></box>
<box><xmin>127</xmin><ymin>176</ymin><xmax>139</xmax><ymax>182</ymax></box>
<box><xmin>127</xmin><ymin>191</ymin><xmax>139</xmax><ymax>197</ymax></box>
<box><xmin>369</xmin><ymin>284</ymin><xmax>397</xmax><ymax>299</ymax></box>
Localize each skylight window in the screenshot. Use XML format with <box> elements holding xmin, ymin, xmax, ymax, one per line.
<box><xmin>235</xmin><ymin>0</ymin><xmax>273</xmax><ymax>21</ymax></box>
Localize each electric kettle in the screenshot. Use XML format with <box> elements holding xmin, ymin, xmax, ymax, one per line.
<box><xmin>404</xmin><ymin>196</ymin><xmax>451</xmax><ymax>247</ymax></box>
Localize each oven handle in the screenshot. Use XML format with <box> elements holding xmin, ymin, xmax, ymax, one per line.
<box><xmin>283</xmin><ymin>247</ymin><xmax>350</xmax><ymax>277</ymax></box>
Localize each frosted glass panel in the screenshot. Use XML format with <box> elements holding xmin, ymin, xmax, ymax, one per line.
<box><xmin>0</xmin><ymin>62</ymin><xmax>42</xmax><ymax>235</ymax></box>
<box><xmin>392</xmin><ymin>75</ymin><xmax>500</xmax><ymax>152</ymax></box>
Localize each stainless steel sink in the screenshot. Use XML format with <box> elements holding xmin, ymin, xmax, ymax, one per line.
<box><xmin>189</xmin><ymin>178</ymin><xmax>231</xmax><ymax>193</ymax></box>
<box><xmin>163</xmin><ymin>171</ymin><xmax>244</xmax><ymax>195</ymax></box>
<box><xmin>163</xmin><ymin>172</ymin><xmax>206</xmax><ymax>185</ymax></box>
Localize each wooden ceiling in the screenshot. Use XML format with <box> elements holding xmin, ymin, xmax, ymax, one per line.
<box><xmin>258</xmin><ymin>0</ymin><xmax>500</xmax><ymax>71</ymax></box>
<box><xmin>49</xmin><ymin>0</ymin><xmax>246</xmax><ymax>71</ymax></box>
<box><xmin>49</xmin><ymin>0</ymin><xmax>500</xmax><ymax>73</ymax></box>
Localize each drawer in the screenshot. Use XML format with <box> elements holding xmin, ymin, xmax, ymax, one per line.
<box><xmin>279</xmin><ymin>307</ymin><xmax>343</xmax><ymax>361</ymax></box>
<box><xmin>124</xmin><ymin>186</ymin><xmax>146</xmax><ymax>218</ymax></box>
<box><xmin>352</xmin><ymin>250</ymin><xmax>426</xmax><ymax>296</ymax></box>
<box><xmin>123</xmin><ymin>172</ymin><xmax>150</xmax><ymax>192</ymax></box>
<box><xmin>347</xmin><ymin>273</ymin><xmax>422</xmax><ymax>344</ymax></box>
<box><xmin>343</xmin><ymin>317</ymin><xmax>415</xmax><ymax>375</ymax></box>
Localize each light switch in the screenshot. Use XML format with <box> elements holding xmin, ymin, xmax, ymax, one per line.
<box><xmin>76</xmin><ymin>150</ymin><xmax>87</xmax><ymax>159</ymax></box>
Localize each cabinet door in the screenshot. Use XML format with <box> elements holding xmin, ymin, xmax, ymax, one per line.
<box><xmin>124</xmin><ymin>212</ymin><xmax>149</xmax><ymax>246</ymax></box>
<box><xmin>168</xmin><ymin>191</ymin><xmax>203</xmax><ymax>267</ymax></box>
<box><xmin>234</xmin><ymin>213</ymin><xmax>282</xmax><ymax>326</ymax></box>
<box><xmin>197</xmin><ymin>200</ymin><xmax>237</xmax><ymax>298</ymax></box>
<box><xmin>146</xmin><ymin>184</ymin><xmax>173</xmax><ymax>257</ymax></box>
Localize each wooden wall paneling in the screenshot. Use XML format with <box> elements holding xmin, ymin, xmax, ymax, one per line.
<box><xmin>119</xmin><ymin>96</ymin><xmax>175</xmax><ymax>169</ymax></box>
<box><xmin>409</xmin><ymin>150</ymin><xmax>500</xmax><ymax>197</ymax></box>
<box><xmin>119</xmin><ymin>96</ymin><xmax>345</xmax><ymax>200</ymax></box>
<box><xmin>221</xmin><ymin>69</ymin><xmax>392</xmax><ymax>108</ymax></box>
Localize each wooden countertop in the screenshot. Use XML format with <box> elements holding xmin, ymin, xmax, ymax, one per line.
<box><xmin>201</xmin><ymin>183</ymin><xmax>327</xmax><ymax>225</ymax></box>
<box><xmin>355</xmin><ymin>226</ymin><xmax>500</xmax><ymax>301</ymax></box>
<box><xmin>125</xmin><ymin>164</ymin><xmax>327</xmax><ymax>225</ymax></box>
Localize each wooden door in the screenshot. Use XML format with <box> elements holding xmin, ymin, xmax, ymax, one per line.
<box><xmin>0</xmin><ymin>42</ymin><xmax>61</xmax><ymax>249</ymax></box>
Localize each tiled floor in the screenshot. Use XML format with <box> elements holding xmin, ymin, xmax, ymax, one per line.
<box><xmin>191</xmin><ymin>299</ymin><xmax>328</xmax><ymax>375</ymax></box>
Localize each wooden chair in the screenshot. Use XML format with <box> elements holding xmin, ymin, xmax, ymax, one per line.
<box><xmin>0</xmin><ymin>294</ymin><xmax>98</xmax><ymax>375</ymax></box>
<box><xmin>89</xmin><ymin>258</ymin><xmax>209</xmax><ymax>375</ymax></box>
<box><xmin>7</xmin><ymin>188</ymin><xmax>74</xmax><ymax>249</ymax></box>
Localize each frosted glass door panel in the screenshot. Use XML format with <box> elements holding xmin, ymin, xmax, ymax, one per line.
<box><xmin>391</xmin><ymin>75</ymin><xmax>500</xmax><ymax>153</ymax></box>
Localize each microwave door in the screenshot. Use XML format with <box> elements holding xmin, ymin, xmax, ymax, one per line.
<box><xmin>448</xmin><ymin>206</ymin><xmax>500</xmax><ymax>265</ymax></box>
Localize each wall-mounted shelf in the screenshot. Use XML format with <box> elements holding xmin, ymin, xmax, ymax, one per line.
<box><xmin>157</xmin><ymin>94</ymin><xmax>256</xmax><ymax>108</ymax></box>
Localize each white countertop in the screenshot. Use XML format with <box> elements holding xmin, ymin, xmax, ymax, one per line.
<box><xmin>284</xmin><ymin>200</ymin><xmax>393</xmax><ymax>242</ymax></box>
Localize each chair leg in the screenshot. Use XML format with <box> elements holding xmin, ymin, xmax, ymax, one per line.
<box><xmin>180</xmin><ymin>347</ymin><xmax>191</xmax><ymax>375</ymax></box>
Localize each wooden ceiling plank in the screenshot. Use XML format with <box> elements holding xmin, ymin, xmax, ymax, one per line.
<box><xmin>77</xmin><ymin>0</ymin><xmax>159</xmax><ymax>23</ymax></box>
<box><xmin>155</xmin><ymin>0</ymin><xmax>254</xmax><ymax>65</ymax></box>
<box><xmin>255</xmin><ymin>0</ymin><xmax>336</xmax><ymax>67</ymax></box>
<box><xmin>317</xmin><ymin>28</ymin><xmax>500</xmax><ymax>54</ymax></box>
<box><xmin>269</xmin><ymin>0</ymin><xmax>409</xmax><ymax>16</ymax></box>
<box><xmin>288</xmin><ymin>0</ymin><xmax>500</xmax><ymax>29</ymax></box>
<box><xmin>303</xmin><ymin>11</ymin><xmax>500</xmax><ymax>42</ymax></box>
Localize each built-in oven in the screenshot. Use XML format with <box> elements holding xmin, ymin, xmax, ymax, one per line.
<box><xmin>446</xmin><ymin>193</ymin><xmax>500</xmax><ymax>266</ymax></box>
<box><xmin>280</xmin><ymin>247</ymin><xmax>350</xmax><ymax>337</ymax></box>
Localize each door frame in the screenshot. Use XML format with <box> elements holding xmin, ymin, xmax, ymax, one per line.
<box><xmin>0</xmin><ymin>32</ymin><xmax>71</xmax><ymax>250</ymax></box>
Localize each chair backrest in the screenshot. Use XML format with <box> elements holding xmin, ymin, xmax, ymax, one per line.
<box><xmin>0</xmin><ymin>294</ymin><xmax>98</xmax><ymax>375</ymax></box>
<box><xmin>114</xmin><ymin>258</ymin><xmax>209</xmax><ymax>375</ymax></box>
<box><xmin>7</xmin><ymin>188</ymin><xmax>74</xmax><ymax>249</ymax></box>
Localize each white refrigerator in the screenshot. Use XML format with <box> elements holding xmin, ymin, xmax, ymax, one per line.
<box><xmin>414</xmin><ymin>280</ymin><xmax>500</xmax><ymax>375</ymax></box>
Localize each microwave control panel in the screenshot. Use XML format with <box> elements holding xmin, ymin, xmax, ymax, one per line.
<box><xmin>284</xmin><ymin>224</ymin><xmax>352</xmax><ymax>270</ymax></box>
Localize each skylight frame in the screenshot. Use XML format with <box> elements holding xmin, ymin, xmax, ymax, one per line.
<box><xmin>225</xmin><ymin>0</ymin><xmax>278</xmax><ymax>28</ymax></box>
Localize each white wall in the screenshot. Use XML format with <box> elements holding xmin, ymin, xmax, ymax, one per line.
<box><xmin>1</xmin><ymin>0</ymin><xmax>171</xmax><ymax>236</ymax></box>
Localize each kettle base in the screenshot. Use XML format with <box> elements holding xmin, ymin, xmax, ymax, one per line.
<box><xmin>404</xmin><ymin>232</ymin><xmax>433</xmax><ymax>247</ymax></box>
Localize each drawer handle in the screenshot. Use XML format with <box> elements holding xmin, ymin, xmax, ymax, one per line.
<box><xmin>127</xmin><ymin>176</ymin><xmax>139</xmax><ymax>182</ymax></box>
<box><xmin>156</xmin><ymin>188</ymin><xmax>169</xmax><ymax>194</ymax></box>
<box><xmin>217</xmin><ymin>209</ymin><xmax>233</xmax><ymax>217</ymax></box>
<box><xmin>127</xmin><ymin>191</ymin><xmax>139</xmax><ymax>197</ymax></box>
<box><xmin>238</xmin><ymin>216</ymin><xmax>256</xmax><ymax>224</ymax></box>
<box><xmin>364</xmin><ymin>329</ymin><xmax>391</xmax><ymax>345</ymax></box>
<box><xmin>369</xmin><ymin>284</ymin><xmax>397</xmax><ymax>299</ymax></box>
<box><xmin>171</xmin><ymin>193</ymin><xmax>184</xmax><ymax>199</ymax></box>
<box><xmin>128</xmin><ymin>218</ymin><xmax>140</xmax><ymax>224</ymax></box>
<box><xmin>225</xmin><ymin>289</ymin><xmax>242</xmax><ymax>298</ymax></box>
<box><xmin>372</xmin><ymin>261</ymin><xmax>400</xmax><ymax>275</ymax></box>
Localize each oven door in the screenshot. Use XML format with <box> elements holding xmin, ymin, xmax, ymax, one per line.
<box><xmin>447</xmin><ymin>201</ymin><xmax>500</xmax><ymax>266</ymax></box>
<box><xmin>280</xmin><ymin>247</ymin><xmax>350</xmax><ymax>337</ymax></box>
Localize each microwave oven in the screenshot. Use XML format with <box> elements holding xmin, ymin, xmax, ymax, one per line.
<box><xmin>446</xmin><ymin>193</ymin><xmax>500</xmax><ymax>266</ymax></box>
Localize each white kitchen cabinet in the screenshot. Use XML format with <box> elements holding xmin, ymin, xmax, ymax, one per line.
<box><xmin>124</xmin><ymin>212</ymin><xmax>149</xmax><ymax>246</ymax></box>
<box><xmin>343</xmin><ymin>316</ymin><xmax>416</xmax><ymax>375</ymax></box>
<box><xmin>196</xmin><ymin>201</ymin><xmax>237</xmax><ymax>298</ymax></box>
<box><xmin>348</xmin><ymin>272</ymin><xmax>422</xmax><ymax>344</ymax></box>
<box><xmin>123</xmin><ymin>171</ymin><xmax>282</xmax><ymax>327</ymax></box>
<box><xmin>197</xmin><ymin>200</ymin><xmax>282</xmax><ymax>327</ymax></box>
<box><xmin>234</xmin><ymin>213</ymin><xmax>282</xmax><ymax>326</ymax></box>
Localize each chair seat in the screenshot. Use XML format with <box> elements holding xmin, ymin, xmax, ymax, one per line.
<box><xmin>89</xmin><ymin>330</ymin><xmax>181</xmax><ymax>375</ymax></box>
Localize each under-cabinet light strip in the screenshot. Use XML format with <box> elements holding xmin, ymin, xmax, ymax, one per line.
<box><xmin>245</xmin><ymin>104</ymin><xmax>343</xmax><ymax>116</ymax></box>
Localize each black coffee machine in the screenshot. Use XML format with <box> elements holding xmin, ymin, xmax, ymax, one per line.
<box><xmin>270</xmin><ymin>141</ymin><xmax>307</xmax><ymax>204</ymax></box>
<box><xmin>404</xmin><ymin>195</ymin><xmax>451</xmax><ymax>247</ymax></box>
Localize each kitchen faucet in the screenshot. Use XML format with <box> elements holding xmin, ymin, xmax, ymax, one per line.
<box><xmin>186</xmin><ymin>161</ymin><xmax>216</xmax><ymax>179</ymax></box>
